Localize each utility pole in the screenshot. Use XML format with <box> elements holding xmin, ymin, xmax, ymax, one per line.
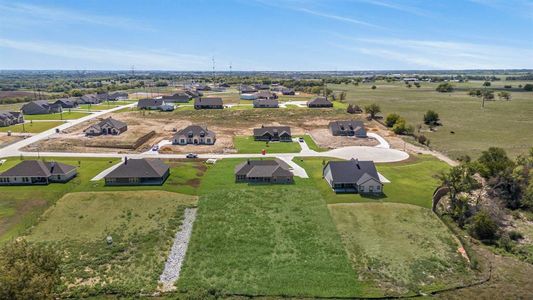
<box><xmin>212</xmin><ymin>56</ymin><xmax>216</xmax><ymax>83</ymax></box>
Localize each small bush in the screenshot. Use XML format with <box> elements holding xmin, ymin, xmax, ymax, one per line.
<box><xmin>468</xmin><ymin>211</ymin><xmax>498</xmax><ymax>241</ymax></box>
<box><xmin>417</xmin><ymin>134</ymin><xmax>427</xmax><ymax>145</ymax></box>
<box><xmin>508</xmin><ymin>230</ymin><xmax>524</xmax><ymax>241</ymax></box>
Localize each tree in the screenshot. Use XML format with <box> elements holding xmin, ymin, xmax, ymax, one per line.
<box><xmin>339</xmin><ymin>91</ymin><xmax>346</xmax><ymax>101</ymax></box>
<box><xmin>423</xmin><ymin>110</ymin><xmax>440</xmax><ymax>126</ymax></box>
<box><xmin>468</xmin><ymin>211</ymin><xmax>498</xmax><ymax>241</ymax></box>
<box><xmin>69</xmin><ymin>89</ymin><xmax>83</xmax><ymax>97</ymax></box>
<box><xmin>497</xmin><ymin>91</ymin><xmax>511</xmax><ymax>101</ymax></box>
<box><xmin>385</xmin><ymin>113</ymin><xmax>400</xmax><ymax>127</ymax></box>
<box><xmin>417</xmin><ymin>134</ymin><xmax>427</xmax><ymax>145</ymax></box>
<box><xmin>481</xmin><ymin>90</ymin><xmax>494</xmax><ymax>108</ymax></box>
<box><xmin>477</xmin><ymin>147</ymin><xmax>512</xmax><ymax>179</ymax></box>
<box><xmin>364</xmin><ymin>103</ymin><xmax>381</xmax><ymax>119</ymax></box>
<box><xmin>437</xmin><ymin>163</ymin><xmax>478</xmax><ymax>213</ymax></box>
<box><xmin>392</xmin><ymin>118</ymin><xmax>407</xmax><ymax>134</ymax></box>
<box><xmin>371</xmin><ymin>85</ymin><xmax>377</xmax><ymax>90</ymax></box>
<box><xmin>523</xmin><ymin>84</ymin><xmax>533</xmax><ymax>91</ymax></box>
<box><xmin>436</xmin><ymin>82</ymin><xmax>454</xmax><ymax>93</ymax></box>
<box><xmin>483</xmin><ymin>81</ymin><xmax>491</xmax><ymax>87</ymax></box>
<box><xmin>0</xmin><ymin>239</ymin><xmax>61</xmax><ymax>300</ymax></box>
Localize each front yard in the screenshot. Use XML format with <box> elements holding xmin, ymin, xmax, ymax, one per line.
<box><xmin>233</xmin><ymin>136</ymin><xmax>302</xmax><ymax>154</ymax></box>
<box><xmin>0</xmin><ymin>121</ymin><xmax>65</xmax><ymax>133</ymax></box>
<box><xmin>23</xmin><ymin>111</ymin><xmax>90</xmax><ymax>120</ymax></box>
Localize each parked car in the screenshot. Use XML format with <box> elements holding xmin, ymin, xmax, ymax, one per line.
<box><xmin>152</xmin><ymin>145</ymin><xmax>159</xmax><ymax>151</ymax></box>
<box><xmin>186</xmin><ymin>153</ymin><xmax>198</xmax><ymax>159</ymax></box>
<box><xmin>298</xmin><ymin>137</ymin><xmax>305</xmax><ymax>142</ymax></box>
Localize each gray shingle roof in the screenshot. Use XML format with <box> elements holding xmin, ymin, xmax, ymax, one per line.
<box><xmin>105</xmin><ymin>158</ymin><xmax>169</xmax><ymax>179</ymax></box>
<box><xmin>234</xmin><ymin>159</ymin><xmax>292</xmax><ymax>177</ymax></box>
<box><xmin>253</xmin><ymin>126</ymin><xmax>291</xmax><ymax>137</ymax></box>
<box><xmin>174</xmin><ymin>125</ymin><xmax>215</xmax><ymax>139</ymax></box>
<box><xmin>253</xmin><ymin>99</ymin><xmax>279</xmax><ymax>107</ymax></box>
<box><xmin>138</xmin><ymin>98</ymin><xmax>163</xmax><ymax>108</ymax></box>
<box><xmin>325</xmin><ymin>159</ymin><xmax>380</xmax><ymax>184</ymax></box>
<box><xmin>308</xmin><ymin>97</ymin><xmax>333</xmax><ymax>106</ymax></box>
<box><xmin>0</xmin><ymin>160</ymin><xmax>75</xmax><ymax>177</ymax></box>
<box><xmin>194</xmin><ymin>97</ymin><xmax>223</xmax><ymax>106</ymax></box>
<box><xmin>329</xmin><ymin>120</ymin><xmax>367</xmax><ymax>137</ymax></box>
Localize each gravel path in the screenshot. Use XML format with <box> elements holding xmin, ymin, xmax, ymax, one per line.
<box><xmin>159</xmin><ymin>207</ymin><xmax>197</xmax><ymax>292</ymax></box>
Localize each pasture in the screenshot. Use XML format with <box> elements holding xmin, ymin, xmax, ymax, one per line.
<box><xmin>332</xmin><ymin>80</ymin><xmax>533</xmax><ymax>158</ymax></box>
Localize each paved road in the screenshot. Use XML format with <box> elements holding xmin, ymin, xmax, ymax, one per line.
<box><xmin>0</xmin><ymin>103</ymin><xmax>136</xmax><ymax>159</ymax></box>
<box><xmin>0</xmin><ymin>101</ymin><xmax>409</xmax><ymax>164</ymax></box>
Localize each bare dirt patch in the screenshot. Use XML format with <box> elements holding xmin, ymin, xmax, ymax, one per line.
<box><xmin>0</xmin><ymin>135</ymin><xmax>24</xmax><ymax>148</ymax></box>
<box><xmin>309</xmin><ymin>128</ymin><xmax>379</xmax><ymax>149</ymax></box>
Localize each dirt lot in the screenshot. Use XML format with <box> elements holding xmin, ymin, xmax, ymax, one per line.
<box><xmin>310</xmin><ymin>128</ymin><xmax>379</xmax><ymax>149</ymax></box>
<box><xmin>0</xmin><ymin>135</ymin><xmax>24</xmax><ymax>148</ymax></box>
<box><xmin>22</xmin><ymin>108</ymin><xmax>377</xmax><ymax>154</ymax></box>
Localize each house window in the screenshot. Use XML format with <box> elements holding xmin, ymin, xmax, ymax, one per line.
<box><xmin>206</xmin><ymin>138</ymin><xmax>211</xmax><ymax>144</ymax></box>
<box><xmin>376</xmin><ymin>185</ymin><xmax>381</xmax><ymax>191</ymax></box>
<box><xmin>180</xmin><ymin>139</ymin><xmax>185</xmax><ymax>144</ymax></box>
<box><xmin>369</xmin><ymin>186</ymin><xmax>373</xmax><ymax>192</ymax></box>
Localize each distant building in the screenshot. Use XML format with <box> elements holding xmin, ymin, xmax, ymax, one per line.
<box><xmin>109</xmin><ymin>92</ymin><xmax>129</xmax><ymax>101</ymax></box>
<box><xmin>162</xmin><ymin>93</ymin><xmax>190</xmax><ymax>103</ymax></box>
<box><xmin>104</xmin><ymin>158</ymin><xmax>170</xmax><ymax>186</ymax></box>
<box><xmin>172</xmin><ymin>125</ymin><xmax>216</xmax><ymax>145</ymax></box>
<box><xmin>84</xmin><ymin>117</ymin><xmax>127</xmax><ymax>136</ymax></box>
<box><xmin>137</xmin><ymin>98</ymin><xmax>174</xmax><ymax>111</ymax></box>
<box><xmin>234</xmin><ymin>159</ymin><xmax>294</xmax><ymax>184</ymax></box>
<box><xmin>194</xmin><ymin>97</ymin><xmax>223</xmax><ymax>109</ymax></box>
<box><xmin>253</xmin><ymin>99</ymin><xmax>279</xmax><ymax>108</ymax></box>
<box><xmin>323</xmin><ymin>159</ymin><xmax>382</xmax><ymax>194</ymax></box>
<box><xmin>21</xmin><ymin>101</ymin><xmax>62</xmax><ymax>115</ymax></box>
<box><xmin>0</xmin><ymin>111</ymin><xmax>24</xmax><ymax>127</ymax></box>
<box><xmin>79</xmin><ymin>94</ymin><xmax>101</xmax><ymax>105</ymax></box>
<box><xmin>329</xmin><ymin>120</ymin><xmax>367</xmax><ymax>137</ymax></box>
<box><xmin>0</xmin><ymin>160</ymin><xmax>77</xmax><ymax>185</ymax></box>
<box><xmin>54</xmin><ymin>98</ymin><xmax>79</xmax><ymax>109</ymax></box>
<box><xmin>253</xmin><ymin>125</ymin><xmax>292</xmax><ymax>142</ymax></box>
<box><xmin>281</xmin><ymin>88</ymin><xmax>295</xmax><ymax>95</ymax></box>
<box><xmin>239</xmin><ymin>85</ymin><xmax>257</xmax><ymax>94</ymax></box>
<box><xmin>254</xmin><ymin>90</ymin><xmax>278</xmax><ymax>100</ymax></box>
<box><xmin>307</xmin><ymin>97</ymin><xmax>333</xmax><ymax>108</ymax></box>
<box><xmin>254</xmin><ymin>84</ymin><xmax>270</xmax><ymax>90</ymax></box>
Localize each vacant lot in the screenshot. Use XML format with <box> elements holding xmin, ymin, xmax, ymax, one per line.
<box><xmin>332</xmin><ymin>80</ymin><xmax>533</xmax><ymax>158</ymax></box>
<box><xmin>23</xmin><ymin>111</ymin><xmax>90</xmax><ymax>121</ymax></box>
<box><xmin>330</xmin><ymin>203</ymin><xmax>476</xmax><ymax>296</ymax></box>
<box><xmin>297</xmin><ymin>155</ymin><xmax>449</xmax><ymax>208</ymax></box>
<box><xmin>27</xmin><ymin>191</ymin><xmax>197</xmax><ymax>297</ymax></box>
<box><xmin>0</xmin><ymin>121</ymin><xmax>64</xmax><ymax>133</ymax></box>
<box><xmin>233</xmin><ymin>136</ymin><xmax>301</xmax><ymax>154</ymax></box>
<box><xmin>309</xmin><ymin>128</ymin><xmax>378</xmax><ymax>149</ymax></box>
<box><xmin>178</xmin><ymin>159</ymin><xmax>363</xmax><ymax>297</ymax></box>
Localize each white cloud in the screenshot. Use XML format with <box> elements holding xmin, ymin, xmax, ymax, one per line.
<box><xmin>296</xmin><ymin>8</ymin><xmax>382</xmax><ymax>28</ymax></box>
<box><xmin>330</xmin><ymin>37</ymin><xmax>533</xmax><ymax>69</ymax></box>
<box><xmin>0</xmin><ymin>2</ymin><xmax>153</xmax><ymax>31</ymax></box>
<box><xmin>353</xmin><ymin>0</ymin><xmax>431</xmax><ymax>17</ymax></box>
<box><xmin>0</xmin><ymin>38</ymin><xmax>210</xmax><ymax>70</ymax></box>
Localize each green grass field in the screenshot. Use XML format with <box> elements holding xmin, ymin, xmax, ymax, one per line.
<box><xmin>233</xmin><ymin>136</ymin><xmax>302</xmax><ymax>154</ymax></box>
<box><xmin>296</xmin><ymin>155</ymin><xmax>449</xmax><ymax>208</ymax></box>
<box><xmin>329</xmin><ymin>203</ymin><xmax>476</xmax><ymax>296</ymax></box>
<box><xmin>297</xmin><ymin>135</ymin><xmax>328</xmax><ymax>152</ymax></box>
<box><xmin>0</xmin><ymin>121</ymin><xmax>64</xmax><ymax>133</ymax></box>
<box><xmin>23</xmin><ymin>111</ymin><xmax>90</xmax><ymax>120</ymax></box>
<box><xmin>77</xmin><ymin>101</ymin><xmax>133</xmax><ymax>110</ymax></box>
<box><xmin>331</xmin><ymin>80</ymin><xmax>533</xmax><ymax>158</ymax></box>
<box><xmin>26</xmin><ymin>191</ymin><xmax>197</xmax><ymax>297</ymax></box>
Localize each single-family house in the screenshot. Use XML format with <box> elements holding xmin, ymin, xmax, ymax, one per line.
<box><xmin>254</xmin><ymin>84</ymin><xmax>270</xmax><ymax>90</ymax></box>
<box><xmin>96</xmin><ymin>93</ymin><xmax>111</xmax><ymax>102</ymax></box>
<box><xmin>138</xmin><ymin>98</ymin><xmax>174</xmax><ymax>111</ymax></box>
<box><xmin>194</xmin><ymin>84</ymin><xmax>211</xmax><ymax>91</ymax></box>
<box><xmin>253</xmin><ymin>99</ymin><xmax>279</xmax><ymax>108</ymax></box>
<box><xmin>172</xmin><ymin>125</ymin><xmax>216</xmax><ymax>145</ymax></box>
<box><xmin>253</xmin><ymin>125</ymin><xmax>292</xmax><ymax>142</ymax></box>
<box><xmin>84</xmin><ymin>117</ymin><xmax>127</xmax><ymax>136</ymax></box>
<box><xmin>194</xmin><ymin>97</ymin><xmax>223</xmax><ymax>109</ymax></box>
<box><xmin>21</xmin><ymin>100</ymin><xmax>62</xmax><ymax>115</ymax></box>
<box><xmin>109</xmin><ymin>92</ymin><xmax>129</xmax><ymax>101</ymax></box>
<box><xmin>54</xmin><ymin>98</ymin><xmax>79</xmax><ymax>109</ymax></box>
<box><xmin>240</xmin><ymin>93</ymin><xmax>257</xmax><ymax>100</ymax></box>
<box><xmin>329</xmin><ymin>120</ymin><xmax>367</xmax><ymax>137</ymax></box>
<box><xmin>104</xmin><ymin>158</ymin><xmax>170</xmax><ymax>186</ymax></box>
<box><xmin>307</xmin><ymin>97</ymin><xmax>333</xmax><ymax>108</ymax></box>
<box><xmin>255</xmin><ymin>91</ymin><xmax>278</xmax><ymax>100</ymax></box>
<box><xmin>323</xmin><ymin>159</ymin><xmax>383</xmax><ymax>194</ymax></box>
<box><xmin>0</xmin><ymin>160</ymin><xmax>77</xmax><ymax>185</ymax></box>
<box><xmin>239</xmin><ymin>85</ymin><xmax>257</xmax><ymax>94</ymax></box>
<box><xmin>79</xmin><ymin>94</ymin><xmax>101</xmax><ymax>105</ymax></box>
<box><xmin>0</xmin><ymin>111</ymin><xmax>24</xmax><ymax>127</ymax></box>
<box><xmin>185</xmin><ymin>89</ymin><xmax>202</xmax><ymax>98</ymax></box>
<box><xmin>281</xmin><ymin>88</ymin><xmax>295</xmax><ymax>95</ymax></box>
<box><xmin>234</xmin><ymin>159</ymin><xmax>293</xmax><ymax>184</ymax></box>
<box><xmin>162</xmin><ymin>93</ymin><xmax>190</xmax><ymax>103</ymax></box>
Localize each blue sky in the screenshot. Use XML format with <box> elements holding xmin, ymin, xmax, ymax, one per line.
<box><xmin>0</xmin><ymin>0</ymin><xmax>532</xmax><ymax>70</ymax></box>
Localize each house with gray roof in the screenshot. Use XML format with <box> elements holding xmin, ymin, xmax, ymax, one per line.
<box><xmin>253</xmin><ymin>125</ymin><xmax>291</xmax><ymax>142</ymax></box>
<box><xmin>307</xmin><ymin>97</ymin><xmax>333</xmax><ymax>108</ymax></box>
<box><xmin>137</xmin><ymin>98</ymin><xmax>174</xmax><ymax>111</ymax></box>
<box><xmin>104</xmin><ymin>158</ymin><xmax>170</xmax><ymax>186</ymax></box>
<box><xmin>172</xmin><ymin>125</ymin><xmax>216</xmax><ymax>145</ymax></box>
<box><xmin>323</xmin><ymin>159</ymin><xmax>382</xmax><ymax>194</ymax></box>
<box><xmin>0</xmin><ymin>111</ymin><xmax>24</xmax><ymax>127</ymax></box>
<box><xmin>329</xmin><ymin>120</ymin><xmax>367</xmax><ymax>137</ymax></box>
<box><xmin>185</xmin><ymin>89</ymin><xmax>202</xmax><ymax>98</ymax></box>
<box><xmin>255</xmin><ymin>90</ymin><xmax>278</xmax><ymax>100</ymax></box>
<box><xmin>281</xmin><ymin>88</ymin><xmax>295</xmax><ymax>95</ymax></box>
<box><xmin>253</xmin><ymin>99</ymin><xmax>279</xmax><ymax>108</ymax></box>
<box><xmin>0</xmin><ymin>160</ymin><xmax>77</xmax><ymax>185</ymax></box>
<box><xmin>84</xmin><ymin>117</ymin><xmax>127</xmax><ymax>136</ymax></box>
<box><xmin>234</xmin><ymin>159</ymin><xmax>293</xmax><ymax>184</ymax></box>
<box><xmin>109</xmin><ymin>92</ymin><xmax>129</xmax><ymax>101</ymax></box>
<box><xmin>194</xmin><ymin>97</ymin><xmax>223</xmax><ymax>109</ymax></box>
<box><xmin>239</xmin><ymin>85</ymin><xmax>257</xmax><ymax>94</ymax></box>
<box><xmin>162</xmin><ymin>93</ymin><xmax>190</xmax><ymax>103</ymax></box>
<box><xmin>254</xmin><ymin>84</ymin><xmax>270</xmax><ymax>90</ymax></box>
<box><xmin>54</xmin><ymin>98</ymin><xmax>79</xmax><ymax>109</ymax></box>
<box><xmin>79</xmin><ymin>94</ymin><xmax>101</xmax><ymax>104</ymax></box>
<box><xmin>21</xmin><ymin>100</ymin><xmax>62</xmax><ymax>115</ymax></box>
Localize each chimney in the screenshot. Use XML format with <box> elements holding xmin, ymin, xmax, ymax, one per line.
<box><xmin>261</xmin><ymin>124</ymin><xmax>264</xmax><ymax>128</ymax></box>
<box><xmin>50</xmin><ymin>161</ymin><xmax>55</xmax><ymax>173</ymax></box>
<box><xmin>124</xmin><ymin>157</ymin><xmax>128</xmax><ymax>165</ymax></box>
<box><xmin>247</xmin><ymin>159</ymin><xmax>250</xmax><ymax>165</ymax></box>
<box><xmin>355</xmin><ymin>158</ymin><xmax>360</xmax><ymax>169</ymax></box>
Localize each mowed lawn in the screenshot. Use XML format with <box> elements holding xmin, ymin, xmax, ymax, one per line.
<box><xmin>27</xmin><ymin>191</ymin><xmax>197</xmax><ymax>297</ymax></box>
<box><xmin>177</xmin><ymin>159</ymin><xmax>363</xmax><ymax>297</ymax></box>
<box><xmin>297</xmin><ymin>155</ymin><xmax>449</xmax><ymax>208</ymax></box>
<box><xmin>0</xmin><ymin>121</ymin><xmax>64</xmax><ymax>133</ymax></box>
<box><xmin>233</xmin><ymin>136</ymin><xmax>301</xmax><ymax>154</ymax></box>
<box><xmin>23</xmin><ymin>111</ymin><xmax>90</xmax><ymax>120</ymax></box>
<box><xmin>329</xmin><ymin>203</ymin><xmax>476</xmax><ymax>296</ymax></box>
<box><xmin>332</xmin><ymin>80</ymin><xmax>533</xmax><ymax>158</ymax></box>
